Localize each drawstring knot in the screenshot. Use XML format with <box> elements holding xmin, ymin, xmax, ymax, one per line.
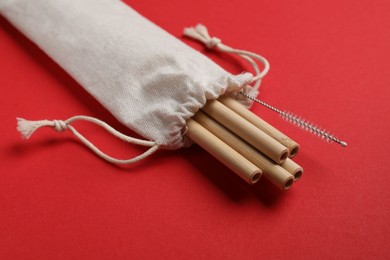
<box><xmin>206</xmin><ymin>37</ymin><xmax>221</xmax><ymax>49</ymax></box>
<box><xmin>184</xmin><ymin>23</ymin><xmax>270</xmax><ymax>96</ymax></box>
<box><xmin>52</xmin><ymin>119</ymin><xmax>67</xmax><ymax>132</ymax></box>
<box><xmin>183</xmin><ymin>24</ymin><xmax>221</xmax><ymax>49</ymax></box>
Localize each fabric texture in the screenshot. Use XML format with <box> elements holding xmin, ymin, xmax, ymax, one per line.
<box><xmin>0</xmin><ymin>0</ymin><xmax>255</xmax><ymax>149</ymax></box>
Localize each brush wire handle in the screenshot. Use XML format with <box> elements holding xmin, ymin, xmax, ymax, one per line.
<box><xmin>239</xmin><ymin>92</ymin><xmax>347</xmax><ymax>147</ymax></box>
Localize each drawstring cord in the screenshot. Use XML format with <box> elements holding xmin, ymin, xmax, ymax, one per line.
<box><xmin>183</xmin><ymin>24</ymin><xmax>270</xmax><ymax>94</ymax></box>
<box><xmin>16</xmin><ymin>116</ymin><xmax>160</xmax><ymax>164</ymax></box>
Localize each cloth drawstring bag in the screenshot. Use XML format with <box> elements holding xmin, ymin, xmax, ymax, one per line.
<box><xmin>1</xmin><ymin>0</ymin><xmax>269</xmax><ymax>164</ymax></box>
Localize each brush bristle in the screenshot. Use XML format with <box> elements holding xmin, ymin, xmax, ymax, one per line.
<box><xmin>280</xmin><ymin>111</ymin><xmax>335</xmax><ymax>143</ymax></box>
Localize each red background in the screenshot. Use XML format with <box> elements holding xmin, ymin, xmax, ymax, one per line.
<box><xmin>1</xmin><ymin>0</ymin><xmax>390</xmax><ymax>259</ymax></box>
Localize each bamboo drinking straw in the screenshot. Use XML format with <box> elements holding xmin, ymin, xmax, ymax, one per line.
<box><xmin>219</xmin><ymin>96</ymin><xmax>300</xmax><ymax>157</ymax></box>
<box><xmin>281</xmin><ymin>159</ymin><xmax>303</xmax><ymax>181</ymax></box>
<box><xmin>202</xmin><ymin>100</ymin><xmax>289</xmax><ymax>164</ymax></box>
<box><xmin>186</xmin><ymin>119</ymin><xmax>262</xmax><ymax>184</ymax></box>
<box><xmin>193</xmin><ymin>111</ymin><xmax>294</xmax><ymax>190</ymax></box>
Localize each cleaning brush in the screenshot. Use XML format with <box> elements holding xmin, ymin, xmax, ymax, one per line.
<box><xmin>240</xmin><ymin>91</ymin><xmax>347</xmax><ymax>147</ymax></box>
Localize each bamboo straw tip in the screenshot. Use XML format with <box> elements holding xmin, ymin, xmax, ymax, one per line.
<box><xmin>279</xmin><ymin>149</ymin><xmax>289</xmax><ymax>164</ymax></box>
<box><xmin>284</xmin><ymin>177</ymin><xmax>294</xmax><ymax>190</ymax></box>
<box><xmin>293</xmin><ymin>169</ymin><xmax>303</xmax><ymax>182</ymax></box>
<box><xmin>251</xmin><ymin>171</ymin><xmax>262</xmax><ymax>184</ymax></box>
<box><xmin>289</xmin><ymin>145</ymin><xmax>300</xmax><ymax>158</ymax></box>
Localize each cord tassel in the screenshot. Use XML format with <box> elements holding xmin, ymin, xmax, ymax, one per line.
<box><xmin>17</xmin><ymin>118</ymin><xmax>68</xmax><ymax>139</ymax></box>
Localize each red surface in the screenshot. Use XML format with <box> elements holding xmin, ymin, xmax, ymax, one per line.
<box><xmin>1</xmin><ymin>0</ymin><xmax>390</xmax><ymax>259</ymax></box>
